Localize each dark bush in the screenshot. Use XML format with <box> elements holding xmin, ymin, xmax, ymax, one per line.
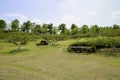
<box><xmin>36</xmin><ymin>40</ymin><xmax>48</xmax><ymax>46</ymax></box>
<box><xmin>67</xmin><ymin>42</ymin><xmax>96</xmax><ymax>53</ymax></box>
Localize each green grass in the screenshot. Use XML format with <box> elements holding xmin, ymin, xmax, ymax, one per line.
<box><xmin>0</xmin><ymin>39</ymin><xmax>120</xmax><ymax>80</ymax></box>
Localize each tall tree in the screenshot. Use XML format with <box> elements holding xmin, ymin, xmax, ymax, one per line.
<box><xmin>41</xmin><ymin>23</ymin><xmax>47</xmax><ymax>34</ymax></box>
<box><xmin>21</xmin><ymin>25</ymin><xmax>26</xmax><ymax>32</ymax></box>
<box><xmin>89</xmin><ymin>25</ymin><xmax>99</xmax><ymax>34</ymax></box>
<box><xmin>64</xmin><ymin>28</ymin><xmax>70</xmax><ymax>35</ymax></box>
<box><xmin>22</xmin><ymin>21</ymin><xmax>32</xmax><ymax>33</ymax></box>
<box><xmin>113</xmin><ymin>24</ymin><xmax>119</xmax><ymax>29</ymax></box>
<box><xmin>58</xmin><ymin>23</ymin><xmax>66</xmax><ymax>34</ymax></box>
<box><xmin>0</xmin><ymin>19</ymin><xmax>6</xmax><ymax>31</ymax></box>
<box><xmin>80</xmin><ymin>25</ymin><xmax>89</xmax><ymax>34</ymax></box>
<box><xmin>32</xmin><ymin>24</ymin><xmax>41</xmax><ymax>34</ymax></box>
<box><xmin>11</xmin><ymin>19</ymin><xmax>19</xmax><ymax>31</ymax></box>
<box><xmin>51</xmin><ymin>27</ymin><xmax>57</xmax><ymax>34</ymax></box>
<box><xmin>71</xmin><ymin>24</ymin><xmax>79</xmax><ymax>35</ymax></box>
<box><xmin>47</xmin><ymin>23</ymin><xmax>53</xmax><ymax>34</ymax></box>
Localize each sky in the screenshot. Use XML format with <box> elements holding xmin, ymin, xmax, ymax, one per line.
<box><xmin>0</xmin><ymin>0</ymin><xmax>120</xmax><ymax>28</ymax></box>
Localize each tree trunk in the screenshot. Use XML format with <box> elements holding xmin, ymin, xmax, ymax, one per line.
<box><xmin>17</xmin><ymin>43</ymin><xmax>21</xmax><ymax>50</ymax></box>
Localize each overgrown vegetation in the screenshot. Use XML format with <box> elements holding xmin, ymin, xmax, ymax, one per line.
<box><xmin>67</xmin><ymin>37</ymin><xmax>120</xmax><ymax>54</ymax></box>
<box><xmin>0</xmin><ymin>19</ymin><xmax>120</xmax><ymax>54</ymax></box>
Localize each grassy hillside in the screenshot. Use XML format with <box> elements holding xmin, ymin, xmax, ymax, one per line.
<box><xmin>0</xmin><ymin>39</ymin><xmax>120</xmax><ymax>80</ymax></box>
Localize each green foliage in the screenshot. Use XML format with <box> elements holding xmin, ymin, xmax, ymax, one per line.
<box><xmin>0</xmin><ymin>19</ymin><xmax>120</xmax><ymax>41</ymax></box>
<box><xmin>92</xmin><ymin>37</ymin><xmax>120</xmax><ymax>49</ymax></box>
<box><xmin>41</xmin><ymin>24</ymin><xmax>48</xmax><ymax>34</ymax></box>
<box><xmin>0</xmin><ymin>31</ymin><xmax>9</xmax><ymax>39</ymax></box>
<box><xmin>67</xmin><ymin>42</ymin><xmax>96</xmax><ymax>53</ymax></box>
<box><xmin>51</xmin><ymin>27</ymin><xmax>57</xmax><ymax>34</ymax></box>
<box><xmin>80</xmin><ymin>25</ymin><xmax>89</xmax><ymax>34</ymax></box>
<box><xmin>8</xmin><ymin>32</ymin><xmax>28</xmax><ymax>44</ymax></box>
<box><xmin>22</xmin><ymin>21</ymin><xmax>32</xmax><ymax>33</ymax></box>
<box><xmin>11</xmin><ymin>19</ymin><xmax>19</xmax><ymax>31</ymax></box>
<box><xmin>71</xmin><ymin>24</ymin><xmax>79</xmax><ymax>35</ymax></box>
<box><xmin>31</xmin><ymin>24</ymin><xmax>41</xmax><ymax>34</ymax></box>
<box><xmin>0</xmin><ymin>19</ymin><xmax>6</xmax><ymax>31</ymax></box>
<box><xmin>58</xmin><ymin>23</ymin><xmax>66</xmax><ymax>34</ymax></box>
<box><xmin>47</xmin><ymin>23</ymin><xmax>53</xmax><ymax>34</ymax></box>
<box><xmin>89</xmin><ymin>25</ymin><xmax>99</xmax><ymax>35</ymax></box>
<box><xmin>68</xmin><ymin>37</ymin><xmax>120</xmax><ymax>53</ymax></box>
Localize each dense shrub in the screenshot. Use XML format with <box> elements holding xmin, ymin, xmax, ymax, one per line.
<box><xmin>67</xmin><ymin>37</ymin><xmax>120</xmax><ymax>53</ymax></box>
<box><xmin>67</xmin><ymin>42</ymin><xmax>96</xmax><ymax>53</ymax></box>
<box><xmin>36</xmin><ymin>40</ymin><xmax>48</xmax><ymax>46</ymax></box>
<box><xmin>93</xmin><ymin>37</ymin><xmax>120</xmax><ymax>49</ymax></box>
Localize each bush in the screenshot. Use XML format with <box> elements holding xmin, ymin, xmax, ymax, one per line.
<box><xmin>67</xmin><ymin>42</ymin><xmax>96</xmax><ymax>53</ymax></box>
<box><xmin>93</xmin><ymin>37</ymin><xmax>120</xmax><ymax>49</ymax></box>
<box><xmin>67</xmin><ymin>37</ymin><xmax>120</xmax><ymax>53</ymax></box>
<box><xmin>36</xmin><ymin>40</ymin><xmax>48</xmax><ymax>46</ymax></box>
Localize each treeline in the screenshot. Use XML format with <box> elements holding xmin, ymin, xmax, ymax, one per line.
<box><xmin>0</xmin><ymin>19</ymin><xmax>120</xmax><ymax>38</ymax></box>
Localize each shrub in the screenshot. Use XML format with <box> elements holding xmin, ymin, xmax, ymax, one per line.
<box><xmin>93</xmin><ymin>37</ymin><xmax>120</xmax><ymax>49</ymax></box>
<box><xmin>36</xmin><ymin>40</ymin><xmax>48</xmax><ymax>46</ymax></box>
<box><xmin>67</xmin><ymin>37</ymin><xmax>120</xmax><ymax>53</ymax></box>
<box><xmin>67</xmin><ymin>42</ymin><xmax>96</xmax><ymax>53</ymax></box>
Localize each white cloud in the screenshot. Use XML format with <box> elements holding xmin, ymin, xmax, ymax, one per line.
<box><xmin>31</xmin><ymin>19</ymin><xmax>41</xmax><ymax>24</ymax></box>
<box><xmin>58</xmin><ymin>15</ymin><xmax>81</xmax><ymax>28</ymax></box>
<box><xmin>5</xmin><ymin>13</ymin><xmax>28</xmax><ymax>24</ymax></box>
<box><xmin>111</xmin><ymin>10</ymin><xmax>120</xmax><ymax>18</ymax></box>
<box><xmin>59</xmin><ymin>0</ymin><xmax>80</xmax><ymax>10</ymax></box>
<box><xmin>89</xmin><ymin>11</ymin><xmax>97</xmax><ymax>16</ymax></box>
<box><xmin>5</xmin><ymin>13</ymin><xmax>42</xmax><ymax>24</ymax></box>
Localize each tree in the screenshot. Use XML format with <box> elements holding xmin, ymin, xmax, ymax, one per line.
<box><xmin>11</xmin><ymin>19</ymin><xmax>19</xmax><ymax>31</ymax></box>
<box><xmin>58</xmin><ymin>23</ymin><xmax>66</xmax><ymax>34</ymax></box>
<box><xmin>21</xmin><ymin>25</ymin><xmax>26</xmax><ymax>32</ymax></box>
<box><xmin>22</xmin><ymin>21</ymin><xmax>32</xmax><ymax>33</ymax></box>
<box><xmin>64</xmin><ymin>28</ymin><xmax>70</xmax><ymax>35</ymax></box>
<box><xmin>71</xmin><ymin>24</ymin><xmax>79</xmax><ymax>35</ymax></box>
<box><xmin>32</xmin><ymin>24</ymin><xmax>41</xmax><ymax>34</ymax></box>
<box><xmin>0</xmin><ymin>19</ymin><xmax>6</xmax><ymax>31</ymax></box>
<box><xmin>9</xmin><ymin>33</ymin><xmax>30</xmax><ymax>50</ymax></box>
<box><xmin>41</xmin><ymin>24</ymin><xmax>48</xmax><ymax>34</ymax></box>
<box><xmin>113</xmin><ymin>24</ymin><xmax>119</xmax><ymax>29</ymax></box>
<box><xmin>51</xmin><ymin>27</ymin><xmax>57</xmax><ymax>34</ymax></box>
<box><xmin>47</xmin><ymin>23</ymin><xmax>53</xmax><ymax>34</ymax></box>
<box><xmin>80</xmin><ymin>25</ymin><xmax>89</xmax><ymax>34</ymax></box>
<box><xmin>89</xmin><ymin>25</ymin><xmax>99</xmax><ymax>35</ymax></box>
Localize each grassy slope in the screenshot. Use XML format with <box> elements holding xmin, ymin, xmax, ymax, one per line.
<box><xmin>0</xmin><ymin>39</ymin><xmax>120</xmax><ymax>80</ymax></box>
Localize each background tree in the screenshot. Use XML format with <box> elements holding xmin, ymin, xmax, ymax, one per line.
<box><xmin>64</xmin><ymin>28</ymin><xmax>70</xmax><ymax>35</ymax></box>
<box><xmin>41</xmin><ymin>24</ymin><xmax>48</xmax><ymax>34</ymax></box>
<box><xmin>89</xmin><ymin>25</ymin><xmax>99</xmax><ymax>35</ymax></box>
<box><xmin>58</xmin><ymin>23</ymin><xmax>66</xmax><ymax>34</ymax></box>
<box><xmin>80</xmin><ymin>25</ymin><xmax>89</xmax><ymax>34</ymax></box>
<box><xmin>0</xmin><ymin>19</ymin><xmax>6</xmax><ymax>31</ymax></box>
<box><xmin>11</xmin><ymin>19</ymin><xmax>19</xmax><ymax>32</ymax></box>
<box><xmin>113</xmin><ymin>24</ymin><xmax>119</xmax><ymax>29</ymax></box>
<box><xmin>71</xmin><ymin>24</ymin><xmax>79</xmax><ymax>35</ymax></box>
<box><xmin>32</xmin><ymin>24</ymin><xmax>41</xmax><ymax>34</ymax></box>
<box><xmin>22</xmin><ymin>21</ymin><xmax>32</xmax><ymax>33</ymax></box>
<box><xmin>47</xmin><ymin>23</ymin><xmax>53</xmax><ymax>34</ymax></box>
<box><xmin>21</xmin><ymin>25</ymin><xmax>26</xmax><ymax>32</ymax></box>
<box><xmin>51</xmin><ymin>27</ymin><xmax>57</xmax><ymax>34</ymax></box>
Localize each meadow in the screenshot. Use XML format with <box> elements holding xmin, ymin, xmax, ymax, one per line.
<box><xmin>0</xmin><ymin>39</ymin><xmax>120</xmax><ymax>80</ymax></box>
